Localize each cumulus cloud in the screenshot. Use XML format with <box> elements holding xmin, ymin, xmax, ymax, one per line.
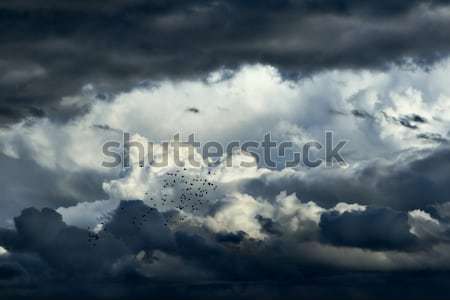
<box><xmin>2</xmin><ymin>60</ymin><xmax>450</xmax><ymax>175</ymax></box>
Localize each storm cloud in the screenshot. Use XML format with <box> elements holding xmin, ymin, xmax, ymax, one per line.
<box><xmin>1</xmin><ymin>193</ymin><xmax>450</xmax><ymax>300</ymax></box>
<box><xmin>2</xmin><ymin>0</ymin><xmax>450</xmax><ymax>124</ymax></box>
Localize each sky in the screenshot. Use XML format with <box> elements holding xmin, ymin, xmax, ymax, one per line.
<box><xmin>2</xmin><ymin>1</ymin><xmax>450</xmax><ymax>299</ymax></box>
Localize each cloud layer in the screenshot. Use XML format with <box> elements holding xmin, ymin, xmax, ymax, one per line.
<box><xmin>2</xmin><ymin>0</ymin><xmax>450</xmax><ymax>124</ymax></box>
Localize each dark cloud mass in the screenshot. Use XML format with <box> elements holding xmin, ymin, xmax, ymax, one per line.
<box><xmin>2</xmin><ymin>199</ymin><xmax>450</xmax><ymax>300</ymax></box>
<box><xmin>320</xmin><ymin>207</ymin><xmax>418</xmax><ymax>250</ymax></box>
<box><xmin>241</xmin><ymin>147</ymin><xmax>450</xmax><ymax>211</ymax></box>
<box><xmin>1</xmin><ymin>0</ymin><xmax>450</xmax><ymax>124</ymax></box>
<box><xmin>0</xmin><ymin>154</ymin><xmax>111</xmax><ymax>228</ymax></box>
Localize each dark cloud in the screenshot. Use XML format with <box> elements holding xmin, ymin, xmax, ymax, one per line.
<box><xmin>417</xmin><ymin>133</ymin><xmax>449</xmax><ymax>144</ymax></box>
<box><xmin>255</xmin><ymin>215</ymin><xmax>283</xmax><ymax>236</ymax></box>
<box><xmin>0</xmin><ymin>263</ymin><xmax>23</xmax><ymax>280</ymax></box>
<box><xmin>0</xmin><ymin>202</ymin><xmax>271</xmax><ymax>298</ymax></box>
<box><xmin>328</xmin><ymin>108</ymin><xmax>348</xmax><ymax>116</ymax></box>
<box><xmin>0</xmin><ymin>154</ymin><xmax>112</xmax><ymax>227</ymax></box>
<box><xmin>0</xmin><ymin>202</ymin><xmax>174</xmax><ymax>280</ymax></box>
<box><xmin>2</xmin><ymin>198</ymin><xmax>450</xmax><ymax>299</ymax></box>
<box><xmin>406</xmin><ymin>114</ymin><xmax>427</xmax><ymax>123</ymax></box>
<box><xmin>104</xmin><ymin>200</ymin><xmax>175</xmax><ymax>252</ymax></box>
<box><xmin>399</xmin><ymin>118</ymin><xmax>419</xmax><ymax>129</ymax></box>
<box><xmin>241</xmin><ymin>147</ymin><xmax>450</xmax><ymax>211</ymax></box>
<box><xmin>215</xmin><ymin>230</ymin><xmax>247</xmax><ymax>244</ymax></box>
<box><xmin>396</xmin><ymin>114</ymin><xmax>428</xmax><ymax>129</ymax></box>
<box><xmin>186</xmin><ymin>107</ymin><xmax>200</xmax><ymax>114</ymax></box>
<box><xmin>351</xmin><ymin>109</ymin><xmax>374</xmax><ymax>119</ymax></box>
<box><xmin>13</xmin><ymin>207</ymin><xmax>129</xmax><ymax>275</ymax></box>
<box><xmin>320</xmin><ymin>207</ymin><xmax>418</xmax><ymax>250</ymax></box>
<box><xmin>337</xmin><ymin>110</ymin><xmax>428</xmax><ymax>132</ymax></box>
<box><xmin>1</xmin><ymin>0</ymin><xmax>450</xmax><ymax>124</ymax></box>
<box><xmin>91</xmin><ymin>124</ymin><xmax>123</xmax><ymax>133</ymax></box>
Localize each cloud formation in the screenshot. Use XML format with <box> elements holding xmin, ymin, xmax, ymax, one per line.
<box><xmin>2</xmin><ymin>0</ymin><xmax>450</xmax><ymax>124</ymax></box>
<box><xmin>2</xmin><ymin>4</ymin><xmax>450</xmax><ymax>296</ymax></box>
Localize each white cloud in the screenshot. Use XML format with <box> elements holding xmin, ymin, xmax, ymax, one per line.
<box><xmin>204</xmin><ymin>193</ymin><xmax>274</xmax><ymax>240</ymax></box>
<box><xmin>408</xmin><ymin>209</ymin><xmax>446</xmax><ymax>240</ymax></box>
<box><xmin>1</xmin><ymin>60</ymin><xmax>450</xmax><ymax>175</ymax></box>
<box><xmin>333</xmin><ymin>202</ymin><xmax>366</xmax><ymax>214</ymax></box>
<box><xmin>0</xmin><ymin>245</ymin><xmax>8</xmax><ymax>256</ymax></box>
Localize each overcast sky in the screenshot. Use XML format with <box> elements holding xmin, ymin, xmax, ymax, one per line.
<box><xmin>2</xmin><ymin>1</ymin><xmax>450</xmax><ymax>299</ymax></box>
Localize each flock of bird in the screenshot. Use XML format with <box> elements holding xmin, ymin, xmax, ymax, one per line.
<box><xmin>145</xmin><ymin>168</ymin><xmax>218</xmax><ymax>212</ymax></box>
<box><xmin>87</xmin><ymin>168</ymin><xmax>219</xmax><ymax>247</ymax></box>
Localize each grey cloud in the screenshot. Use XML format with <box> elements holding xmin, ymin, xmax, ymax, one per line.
<box><xmin>395</xmin><ymin>114</ymin><xmax>428</xmax><ymax>130</ymax></box>
<box><xmin>1</xmin><ymin>0</ymin><xmax>450</xmax><ymax>124</ymax></box>
<box><xmin>215</xmin><ymin>231</ymin><xmax>247</xmax><ymax>244</ymax></box>
<box><xmin>186</xmin><ymin>107</ymin><xmax>200</xmax><ymax>114</ymax></box>
<box><xmin>91</xmin><ymin>124</ymin><xmax>123</xmax><ymax>133</ymax></box>
<box><xmin>406</xmin><ymin>114</ymin><xmax>427</xmax><ymax>123</ymax></box>
<box><xmin>255</xmin><ymin>215</ymin><xmax>283</xmax><ymax>236</ymax></box>
<box><xmin>13</xmin><ymin>207</ymin><xmax>129</xmax><ymax>275</ymax></box>
<box><xmin>351</xmin><ymin>109</ymin><xmax>374</xmax><ymax>119</ymax></box>
<box><xmin>399</xmin><ymin>118</ymin><xmax>419</xmax><ymax>129</ymax></box>
<box><xmin>241</xmin><ymin>147</ymin><xmax>450</xmax><ymax>211</ymax></box>
<box><xmin>417</xmin><ymin>133</ymin><xmax>449</xmax><ymax>144</ymax></box>
<box><xmin>0</xmin><ymin>202</ymin><xmax>177</xmax><ymax>280</ymax></box>
<box><xmin>0</xmin><ymin>154</ymin><xmax>112</xmax><ymax>227</ymax></box>
<box><xmin>320</xmin><ymin>207</ymin><xmax>418</xmax><ymax>250</ymax></box>
<box><xmin>2</xmin><ymin>198</ymin><xmax>450</xmax><ymax>299</ymax></box>
<box><xmin>104</xmin><ymin>200</ymin><xmax>175</xmax><ymax>252</ymax></box>
<box><xmin>351</xmin><ymin>110</ymin><xmax>428</xmax><ymax>131</ymax></box>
